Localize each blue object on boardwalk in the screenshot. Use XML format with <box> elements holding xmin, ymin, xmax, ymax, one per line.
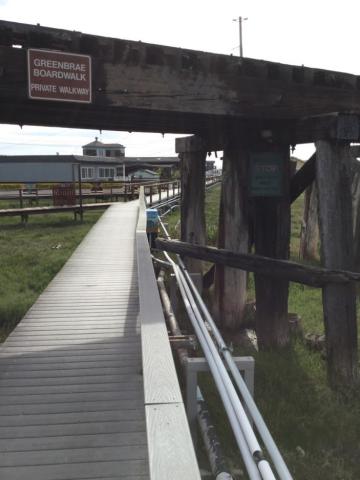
<box><xmin>146</xmin><ymin>208</ymin><xmax>159</xmax><ymax>248</ymax></box>
<box><xmin>146</xmin><ymin>208</ymin><xmax>159</xmax><ymax>234</ymax></box>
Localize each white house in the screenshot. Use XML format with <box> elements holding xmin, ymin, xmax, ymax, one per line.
<box><xmin>82</xmin><ymin>137</ymin><xmax>125</xmax><ymax>158</ymax></box>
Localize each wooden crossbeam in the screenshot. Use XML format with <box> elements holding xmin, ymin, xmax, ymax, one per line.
<box><xmin>290</xmin><ymin>154</ymin><xmax>316</xmax><ymax>203</ymax></box>
<box><xmin>2</xmin><ymin>20</ymin><xmax>360</xmax><ymax>137</ymax></box>
<box><xmin>155</xmin><ymin>238</ymin><xmax>360</xmax><ymax>287</ymax></box>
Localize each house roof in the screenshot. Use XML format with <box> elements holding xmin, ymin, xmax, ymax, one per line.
<box><xmin>82</xmin><ymin>139</ymin><xmax>125</xmax><ymax>149</ymax></box>
<box><xmin>133</xmin><ymin>169</ymin><xmax>159</xmax><ymax>176</ymax></box>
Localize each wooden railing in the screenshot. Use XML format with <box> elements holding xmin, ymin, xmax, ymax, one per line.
<box><xmin>136</xmin><ymin>187</ymin><xmax>201</xmax><ymax>480</ymax></box>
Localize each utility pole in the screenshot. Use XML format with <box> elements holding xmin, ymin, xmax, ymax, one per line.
<box><xmin>233</xmin><ymin>16</ymin><xmax>248</xmax><ymax>57</ymax></box>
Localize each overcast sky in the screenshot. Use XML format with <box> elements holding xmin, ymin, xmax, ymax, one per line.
<box><xmin>1</xmin><ymin>0</ymin><xmax>360</xmax><ymax>162</ymax></box>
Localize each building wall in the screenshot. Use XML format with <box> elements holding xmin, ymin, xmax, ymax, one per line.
<box><xmin>0</xmin><ymin>162</ymin><xmax>74</xmax><ymax>182</ymax></box>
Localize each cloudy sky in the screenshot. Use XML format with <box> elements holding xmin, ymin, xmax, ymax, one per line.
<box><xmin>1</xmin><ymin>0</ymin><xmax>360</xmax><ymax>162</ymax></box>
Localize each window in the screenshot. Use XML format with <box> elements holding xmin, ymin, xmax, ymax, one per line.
<box><xmin>99</xmin><ymin>168</ymin><xmax>115</xmax><ymax>179</ymax></box>
<box><xmin>81</xmin><ymin>167</ymin><xmax>94</xmax><ymax>179</ymax></box>
<box><xmin>105</xmin><ymin>150</ymin><xmax>112</xmax><ymax>157</ymax></box>
<box><xmin>84</xmin><ymin>149</ymin><xmax>97</xmax><ymax>156</ymax></box>
<box><xmin>116</xmin><ymin>167</ymin><xmax>122</xmax><ymax>177</ymax></box>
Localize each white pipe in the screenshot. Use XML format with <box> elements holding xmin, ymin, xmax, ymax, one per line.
<box><xmin>175</xmin><ymin>263</ymin><xmax>262</xmax><ymax>456</ymax></box>
<box><xmin>157</xmin><ymin>217</ymin><xmax>291</xmax><ymax>480</ymax></box>
<box><xmin>175</xmin><ymin>264</ymin><xmax>277</xmax><ymax>480</ymax></box>
<box><xmin>258</xmin><ymin>461</ymin><xmax>277</xmax><ymax>480</ymax></box>
<box><xmin>173</xmin><ymin>264</ymin><xmax>262</xmax><ymax>480</ymax></box>
<box><xmin>178</xmin><ymin>261</ymin><xmax>293</xmax><ymax>480</ymax></box>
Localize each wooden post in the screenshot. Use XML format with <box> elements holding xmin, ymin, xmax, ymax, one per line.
<box><xmin>213</xmin><ymin>144</ymin><xmax>249</xmax><ymax>329</ymax></box>
<box><xmin>77</xmin><ymin>164</ymin><xmax>83</xmax><ymax>222</ymax></box>
<box><xmin>351</xmin><ymin>158</ymin><xmax>360</xmax><ymax>270</ymax></box>
<box><xmin>19</xmin><ymin>188</ymin><xmax>23</xmax><ymax>209</ymax></box>
<box><xmin>315</xmin><ymin>140</ymin><xmax>358</xmax><ymax>388</ymax></box>
<box><xmin>253</xmin><ymin>146</ymin><xmax>291</xmax><ymax>349</ymax></box>
<box><xmin>176</xmin><ymin>136</ymin><xmax>206</xmax><ymax>273</ymax></box>
<box><xmin>299</xmin><ymin>182</ymin><xmax>319</xmax><ymax>261</ymax></box>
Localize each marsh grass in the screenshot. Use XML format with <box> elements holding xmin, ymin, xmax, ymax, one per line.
<box><xmin>0</xmin><ymin>210</ymin><xmax>104</xmax><ymax>340</ymax></box>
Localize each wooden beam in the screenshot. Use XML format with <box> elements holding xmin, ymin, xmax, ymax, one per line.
<box><xmin>315</xmin><ymin>140</ymin><xmax>358</xmax><ymax>388</ymax></box>
<box><xmin>176</xmin><ymin>136</ymin><xmax>207</xmax><ymax>153</ymax></box>
<box><xmin>290</xmin><ymin>154</ymin><xmax>316</xmax><ymax>203</ymax></box>
<box><xmin>155</xmin><ymin>238</ymin><xmax>360</xmax><ymax>287</ymax></box>
<box><xmin>3</xmin><ymin>21</ymin><xmax>360</xmax><ymax>136</ymax></box>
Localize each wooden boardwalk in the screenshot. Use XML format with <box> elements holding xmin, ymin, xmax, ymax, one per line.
<box><xmin>0</xmin><ymin>202</ymin><xmax>149</xmax><ymax>479</ymax></box>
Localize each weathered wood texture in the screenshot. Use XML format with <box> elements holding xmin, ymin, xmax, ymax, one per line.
<box><xmin>290</xmin><ymin>154</ymin><xmax>316</xmax><ymax>203</ymax></box>
<box><xmin>315</xmin><ymin>140</ymin><xmax>358</xmax><ymax>387</ymax></box>
<box><xmin>351</xmin><ymin>158</ymin><xmax>360</xmax><ymax>270</ymax></box>
<box><xmin>0</xmin><ymin>202</ymin><xmax>150</xmax><ymax>479</ymax></box>
<box><xmin>179</xmin><ymin>147</ymin><xmax>206</xmax><ymax>273</ymax></box>
<box><xmin>253</xmin><ymin>148</ymin><xmax>291</xmax><ymax>349</ymax></box>
<box><xmin>213</xmin><ymin>145</ymin><xmax>249</xmax><ymax>329</ymax></box>
<box><xmin>155</xmin><ymin>239</ymin><xmax>360</xmax><ymax>287</ymax></box>
<box><xmin>0</xmin><ymin>202</ymin><xmax>111</xmax><ymax>218</ymax></box>
<box><xmin>137</xmin><ymin>189</ymin><xmax>201</xmax><ymax>480</ymax></box>
<box><xmin>3</xmin><ymin>21</ymin><xmax>360</xmax><ymax>136</ymax></box>
<box><xmin>299</xmin><ymin>182</ymin><xmax>319</xmax><ymax>261</ymax></box>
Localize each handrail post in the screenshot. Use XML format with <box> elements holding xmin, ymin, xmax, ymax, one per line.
<box><xmin>19</xmin><ymin>188</ymin><xmax>23</xmax><ymax>209</ymax></box>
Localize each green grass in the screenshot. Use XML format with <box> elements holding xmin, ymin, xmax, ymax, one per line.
<box><xmin>0</xmin><ymin>210</ymin><xmax>105</xmax><ymax>340</ymax></box>
<box><xmin>165</xmin><ymin>184</ymin><xmax>360</xmax><ymax>479</ymax></box>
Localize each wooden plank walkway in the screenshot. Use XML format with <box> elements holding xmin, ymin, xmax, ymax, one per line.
<box><xmin>0</xmin><ymin>202</ymin><xmax>149</xmax><ymax>480</ymax></box>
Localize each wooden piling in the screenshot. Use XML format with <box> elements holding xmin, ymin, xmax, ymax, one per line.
<box><xmin>315</xmin><ymin>140</ymin><xmax>358</xmax><ymax>388</ymax></box>
<box><xmin>177</xmin><ymin>136</ymin><xmax>207</xmax><ymax>274</ymax></box>
<box><xmin>299</xmin><ymin>182</ymin><xmax>319</xmax><ymax>261</ymax></box>
<box><xmin>213</xmin><ymin>145</ymin><xmax>249</xmax><ymax>329</ymax></box>
<box><xmin>252</xmin><ymin>146</ymin><xmax>291</xmax><ymax>349</ymax></box>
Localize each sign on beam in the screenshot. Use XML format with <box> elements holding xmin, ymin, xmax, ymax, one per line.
<box><xmin>27</xmin><ymin>49</ymin><xmax>92</xmax><ymax>103</ymax></box>
<box><xmin>249</xmin><ymin>152</ymin><xmax>284</xmax><ymax>197</ymax></box>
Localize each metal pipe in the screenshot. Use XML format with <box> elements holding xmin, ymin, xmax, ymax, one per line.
<box><xmin>178</xmin><ymin>262</ymin><xmax>293</xmax><ymax>480</ymax></box>
<box><xmin>197</xmin><ymin>387</ymin><xmax>233</xmax><ymax>480</ymax></box>
<box><xmin>158</xmin><ymin>215</ymin><xmax>290</xmax><ymax>479</ymax></box>
<box><xmin>157</xmin><ymin>271</ymin><xmax>234</xmax><ymax>479</ymax></box>
<box><xmin>151</xmin><ymin>256</ymin><xmax>172</xmax><ymax>268</ymax></box>
<box><xmin>160</xmin><ymin>204</ymin><xmax>180</xmax><ymax>217</ymax></box>
<box><xmin>157</xmin><ymin>217</ymin><xmax>288</xmax><ymax>480</ymax></box>
<box><xmin>159</xmin><ymin>223</ymin><xmax>263</xmax><ymax>459</ymax></box>
<box><xmin>174</xmin><ymin>267</ymin><xmax>262</xmax><ymax>480</ymax></box>
<box><xmin>174</xmin><ymin>264</ymin><xmax>268</xmax><ymax>461</ymax></box>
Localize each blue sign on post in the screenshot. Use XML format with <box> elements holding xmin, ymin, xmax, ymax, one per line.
<box><xmin>249</xmin><ymin>152</ymin><xmax>284</xmax><ymax>197</ymax></box>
